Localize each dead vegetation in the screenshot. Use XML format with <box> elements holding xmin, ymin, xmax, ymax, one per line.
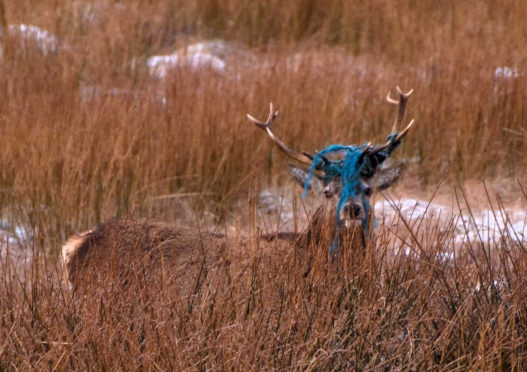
<box><xmin>1</xmin><ymin>0</ymin><xmax>527</xmax><ymax>369</ymax></box>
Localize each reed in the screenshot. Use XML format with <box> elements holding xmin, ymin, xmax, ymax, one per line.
<box><xmin>1</xmin><ymin>0</ymin><xmax>527</xmax><ymax>369</ymax></box>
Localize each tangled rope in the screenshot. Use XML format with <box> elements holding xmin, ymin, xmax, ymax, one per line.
<box><xmin>303</xmin><ymin>133</ymin><xmax>401</xmax><ymax>255</ymax></box>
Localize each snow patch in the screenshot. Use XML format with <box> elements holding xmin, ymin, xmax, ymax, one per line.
<box><xmin>259</xmin><ymin>190</ymin><xmax>294</xmax><ymax>224</ymax></box>
<box><xmin>376</xmin><ymin>198</ymin><xmax>527</xmax><ymax>245</ymax></box>
<box><xmin>494</xmin><ymin>66</ymin><xmax>519</xmax><ymax>80</ymax></box>
<box><xmin>147</xmin><ymin>41</ymin><xmax>227</xmax><ymax>79</ymax></box>
<box><xmin>375</xmin><ymin>198</ymin><xmax>448</xmax><ymax>220</ymax></box>
<box><xmin>8</xmin><ymin>24</ymin><xmax>58</xmax><ymax>54</ymax></box>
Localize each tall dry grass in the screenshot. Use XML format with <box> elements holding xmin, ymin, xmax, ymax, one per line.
<box><xmin>0</xmin><ymin>0</ymin><xmax>525</xmax><ymax>245</ymax></box>
<box><xmin>1</xmin><ymin>0</ymin><xmax>527</xmax><ymax>369</ymax></box>
<box><xmin>0</xmin><ymin>0</ymin><xmax>525</xmax><ymax>244</ymax></box>
<box><xmin>3</xmin><ymin>193</ymin><xmax>527</xmax><ymax>369</ymax></box>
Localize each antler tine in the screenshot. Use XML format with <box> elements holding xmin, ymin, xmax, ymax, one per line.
<box><xmin>386</xmin><ymin>91</ymin><xmax>399</xmax><ymax>105</ymax></box>
<box><xmin>247</xmin><ymin>103</ymin><xmax>313</xmax><ymax>166</ymax></box>
<box><xmin>357</xmin><ymin>142</ymin><xmax>372</xmax><ymax>163</ymax></box>
<box><xmin>369</xmin><ymin>119</ymin><xmax>415</xmax><ymax>156</ymax></box>
<box><xmin>387</xmin><ymin>86</ymin><xmax>414</xmax><ymax>133</ymax></box>
<box><xmin>394</xmin><ymin>119</ymin><xmax>415</xmax><ymax>142</ymax></box>
<box><xmin>246</xmin><ymin>102</ymin><xmax>278</xmax><ymax>130</ymax></box>
<box><xmin>368</xmin><ymin>87</ymin><xmax>415</xmax><ymax>156</ymax></box>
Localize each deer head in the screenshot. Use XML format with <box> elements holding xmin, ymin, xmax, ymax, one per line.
<box><xmin>247</xmin><ymin>87</ymin><xmax>415</xmax><ymax>251</ymax></box>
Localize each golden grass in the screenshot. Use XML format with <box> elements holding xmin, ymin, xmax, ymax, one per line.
<box><xmin>1</xmin><ymin>0</ymin><xmax>527</xmax><ymax>369</ymax></box>
<box><xmin>3</xmin><ymin>202</ymin><xmax>527</xmax><ymax>370</ymax></box>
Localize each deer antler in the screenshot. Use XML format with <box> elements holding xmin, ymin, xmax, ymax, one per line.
<box><xmin>247</xmin><ymin>103</ymin><xmax>313</xmax><ymax>165</ymax></box>
<box><xmin>387</xmin><ymin>86</ymin><xmax>414</xmax><ymax>133</ymax></box>
<box><xmin>370</xmin><ymin>86</ymin><xmax>415</xmax><ymax>155</ymax></box>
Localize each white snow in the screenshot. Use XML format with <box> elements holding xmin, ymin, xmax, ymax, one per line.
<box><xmin>259</xmin><ymin>190</ymin><xmax>294</xmax><ymax>224</ymax></box>
<box><xmin>375</xmin><ymin>198</ymin><xmax>448</xmax><ymax>220</ymax></box>
<box><xmin>376</xmin><ymin>197</ymin><xmax>527</xmax><ymax>245</ymax></box>
<box><xmin>494</xmin><ymin>66</ymin><xmax>519</xmax><ymax>80</ymax></box>
<box><xmin>147</xmin><ymin>43</ymin><xmax>226</xmax><ymax>78</ymax></box>
<box><xmin>8</xmin><ymin>24</ymin><xmax>58</xmax><ymax>54</ymax></box>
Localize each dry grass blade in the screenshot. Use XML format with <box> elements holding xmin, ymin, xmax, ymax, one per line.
<box><xmin>1</xmin><ymin>0</ymin><xmax>527</xmax><ymax>370</ymax></box>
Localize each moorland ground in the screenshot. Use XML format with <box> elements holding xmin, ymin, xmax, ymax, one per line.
<box><xmin>2</xmin><ymin>0</ymin><xmax>527</xmax><ymax>369</ymax></box>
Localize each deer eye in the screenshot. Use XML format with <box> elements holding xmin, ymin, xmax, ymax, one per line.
<box><xmin>363</xmin><ymin>185</ymin><xmax>372</xmax><ymax>197</ymax></box>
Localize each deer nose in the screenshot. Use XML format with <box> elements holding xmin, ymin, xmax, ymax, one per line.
<box><xmin>343</xmin><ymin>204</ymin><xmax>362</xmax><ymax>219</ymax></box>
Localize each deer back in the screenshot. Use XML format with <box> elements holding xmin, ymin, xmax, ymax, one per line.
<box><xmin>62</xmin><ymin>217</ymin><xmax>227</xmax><ymax>289</ymax></box>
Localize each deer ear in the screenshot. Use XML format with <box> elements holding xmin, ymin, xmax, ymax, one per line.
<box><xmin>373</xmin><ymin>160</ymin><xmax>405</xmax><ymax>190</ymax></box>
<box><xmin>288</xmin><ymin>164</ymin><xmax>325</xmax><ymax>194</ymax></box>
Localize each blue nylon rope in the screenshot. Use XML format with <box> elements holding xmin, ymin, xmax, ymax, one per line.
<box><xmin>303</xmin><ymin>132</ymin><xmax>400</xmax><ymax>256</ymax></box>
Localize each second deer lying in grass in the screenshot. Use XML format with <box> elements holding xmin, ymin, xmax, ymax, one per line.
<box><xmin>62</xmin><ymin>87</ymin><xmax>415</xmax><ymax>290</ymax></box>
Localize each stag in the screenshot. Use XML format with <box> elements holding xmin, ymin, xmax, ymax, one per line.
<box><xmin>246</xmin><ymin>87</ymin><xmax>414</xmax><ymax>253</ymax></box>
<box><xmin>62</xmin><ymin>87</ymin><xmax>415</xmax><ymax>290</ymax></box>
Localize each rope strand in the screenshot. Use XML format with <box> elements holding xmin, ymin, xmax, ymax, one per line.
<box><xmin>303</xmin><ymin>132</ymin><xmax>401</xmax><ymax>256</ymax></box>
